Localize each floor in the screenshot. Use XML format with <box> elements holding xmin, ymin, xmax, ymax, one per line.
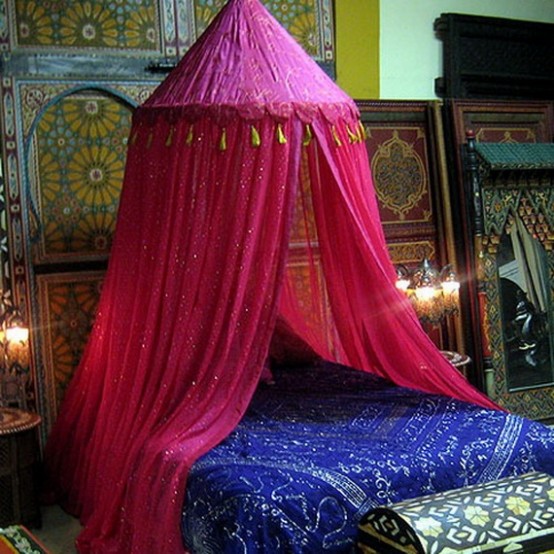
<box><xmin>33</xmin><ymin>504</ymin><xmax>81</xmax><ymax>553</ymax></box>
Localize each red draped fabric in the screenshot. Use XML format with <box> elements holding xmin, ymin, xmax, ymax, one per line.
<box><xmin>44</xmin><ymin>0</ymin><xmax>499</xmax><ymax>552</ymax></box>
<box><xmin>45</xmin><ymin>114</ymin><xmax>304</xmax><ymax>553</ymax></box>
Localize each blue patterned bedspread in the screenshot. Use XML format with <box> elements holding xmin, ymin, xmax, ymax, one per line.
<box><xmin>182</xmin><ymin>362</ymin><xmax>554</xmax><ymax>553</ymax></box>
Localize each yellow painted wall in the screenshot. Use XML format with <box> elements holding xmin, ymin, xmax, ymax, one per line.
<box><xmin>335</xmin><ymin>0</ymin><xmax>379</xmax><ymax>100</ymax></box>
<box><xmin>336</xmin><ymin>0</ymin><xmax>554</xmax><ymax>100</ymax></box>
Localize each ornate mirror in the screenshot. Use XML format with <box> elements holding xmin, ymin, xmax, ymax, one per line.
<box><xmin>497</xmin><ymin>216</ymin><xmax>554</xmax><ymax>392</ymax></box>
<box><xmin>465</xmin><ymin>138</ymin><xmax>554</xmax><ymax>422</ymax></box>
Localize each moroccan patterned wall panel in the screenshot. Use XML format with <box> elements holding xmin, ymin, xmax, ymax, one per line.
<box><xmin>9</xmin><ymin>0</ymin><xmax>162</xmax><ymax>52</ymax></box>
<box><xmin>27</xmin><ymin>90</ymin><xmax>134</xmax><ymax>264</ymax></box>
<box><xmin>19</xmin><ymin>81</ymin><xmax>156</xmax><ymax>269</ymax></box>
<box><xmin>0</xmin><ymin>77</ymin><xmax>158</xmax><ymax>421</ymax></box>
<box><xmin>36</xmin><ymin>271</ymin><xmax>104</xmax><ymax>438</ymax></box>
<box><xmin>365</xmin><ymin>122</ymin><xmax>432</xmax><ymax>228</ymax></box>
<box><xmin>0</xmin><ymin>0</ymin><xmax>334</xmax><ymax>63</ymax></box>
<box><xmin>194</xmin><ymin>0</ymin><xmax>334</xmax><ymax>63</ymax></box>
<box><xmin>1</xmin><ymin>78</ymin><xmax>157</xmax><ymax>278</ymax></box>
<box><xmin>356</xmin><ymin>100</ymin><xmax>454</xmax><ymax>268</ymax></box>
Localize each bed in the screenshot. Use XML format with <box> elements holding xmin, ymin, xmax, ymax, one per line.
<box><xmin>182</xmin><ymin>361</ymin><xmax>554</xmax><ymax>553</ymax></box>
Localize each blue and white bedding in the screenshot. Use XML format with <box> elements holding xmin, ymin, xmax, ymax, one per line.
<box><xmin>182</xmin><ymin>362</ymin><xmax>554</xmax><ymax>553</ymax></box>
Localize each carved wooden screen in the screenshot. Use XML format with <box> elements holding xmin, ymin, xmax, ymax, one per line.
<box><xmin>434</xmin><ymin>13</ymin><xmax>554</xmax><ymax>100</ymax></box>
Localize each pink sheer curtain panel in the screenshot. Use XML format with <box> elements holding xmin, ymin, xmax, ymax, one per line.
<box><xmin>303</xmin><ymin>119</ymin><xmax>498</xmax><ymax>408</ymax></box>
<box><xmin>44</xmin><ymin>115</ymin><xmax>303</xmax><ymax>553</ymax></box>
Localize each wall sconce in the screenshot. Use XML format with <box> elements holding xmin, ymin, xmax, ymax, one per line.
<box><xmin>396</xmin><ymin>258</ymin><xmax>460</xmax><ymax>325</ymax></box>
<box><xmin>0</xmin><ymin>296</ymin><xmax>30</xmax><ymax>409</ymax></box>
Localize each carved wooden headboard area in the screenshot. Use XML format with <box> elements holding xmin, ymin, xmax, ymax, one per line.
<box><xmin>434</xmin><ymin>13</ymin><xmax>554</xmax><ymax>100</ymax></box>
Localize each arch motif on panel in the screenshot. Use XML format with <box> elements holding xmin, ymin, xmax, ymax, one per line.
<box><xmin>371</xmin><ymin>131</ymin><xmax>426</xmax><ymax>220</ymax></box>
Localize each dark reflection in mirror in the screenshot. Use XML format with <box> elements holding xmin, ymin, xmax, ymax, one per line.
<box><xmin>497</xmin><ymin>217</ymin><xmax>554</xmax><ymax>391</ymax></box>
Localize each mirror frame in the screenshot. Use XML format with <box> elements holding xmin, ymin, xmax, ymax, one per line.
<box><xmin>481</xmin><ymin>184</ymin><xmax>554</xmax><ymax>421</ymax></box>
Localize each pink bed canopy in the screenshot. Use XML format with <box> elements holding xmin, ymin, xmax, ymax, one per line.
<box><xmin>44</xmin><ymin>1</ymin><xmax>498</xmax><ymax>552</ymax></box>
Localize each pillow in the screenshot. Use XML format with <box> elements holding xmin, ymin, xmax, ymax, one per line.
<box><xmin>269</xmin><ymin>316</ymin><xmax>321</xmax><ymax>367</ymax></box>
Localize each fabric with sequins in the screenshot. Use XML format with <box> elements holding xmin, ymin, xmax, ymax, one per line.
<box><xmin>183</xmin><ymin>362</ymin><xmax>554</xmax><ymax>553</ymax></box>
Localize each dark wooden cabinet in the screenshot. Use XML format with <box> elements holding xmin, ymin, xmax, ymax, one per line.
<box><xmin>434</xmin><ymin>13</ymin><xmax>554</xmax><ymax>100</ymax></box>
<box><xmin>442</xmin><ymin>99</ymin><xmax>554</xmax><ymax>391</ymax></box>
<box><xmin>0</xmin><ymin>408</ymin><xmax>42</xmax><ymax>527</ymax></box>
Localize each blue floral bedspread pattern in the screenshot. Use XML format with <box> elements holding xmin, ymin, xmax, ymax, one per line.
<box><xmin>182</xmin><ymin>363</ymin><xmax>554</xmax><ymax>553</ymax></box>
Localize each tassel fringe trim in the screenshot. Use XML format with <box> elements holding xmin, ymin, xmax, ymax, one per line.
<box><xmin>130</xmin><ymin>120</ymin><xmax>365</xmax><ymax>150</ymax></box>
<box><xmin>251</xmin><ymin>125</ymin><xmax>261</xmax><ymax>147</ymax></box>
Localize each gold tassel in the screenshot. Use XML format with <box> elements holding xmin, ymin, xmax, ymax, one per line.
<box><xmin>251</xmin><ymin>125</ymin><xmax>261</xmax><ymax>147</ymax></box>
<box><xmin>146</xmin><ymin>131</ymin><xmax>153</xmax><ymax>148</ymax></box>
<box><xmin>332</xmin><ymin>125</ymin><xmax>342</xmax><ymax>147</ymax></box>
<box><xmin>185</xmin><ymin>124</ymin><xmax>194</xmax><ymax>146</ymax></box>
<box><xmin>346</xmin><ymin>124</ymin><xmax>358</xmax><ymax>144</ymax></box>
<box><xmin>302</xmin><ymin>124</ymin><xmax>312</xmax><ymax>146</ymax></box>
<box><xmin>165</xmin><ymin>125</ymin><xmax>175</xmax><ymax>146</ymax></box>
<box><xmin>277</xmin><ymin>123</ymin><xmax>287</xmax><ymax>144</ymax></box>
<box><xmin>219</xmin><ymin>128</ymin><xmax>227</xmax><ymax>151</ymax></box>
<box><xmin>358</xmin><ymin>121</ymin><xmax>367</xmax><ymax>140</ymax></box>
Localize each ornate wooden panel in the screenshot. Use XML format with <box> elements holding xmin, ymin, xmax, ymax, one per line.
<box><xmin>434</xmin><ymin>13</ymin><xmax>554</xmax><ymax>100</ymax></box>
<box><xmin>357</xmin><ymin>100</ymin><xmax>460</xmax><ymax>351</ymax></box>
<box><xmin>481</xmin><ymin>189</ymin><xmax>554</xmax><ymax>420</ymax></box>
<box><xmin>448</xmin><ymin>100</ymin><xmax>554</xmax><ymax>148</ymax></box>
<box><xmin>357</xmin><ymin>101</ymin><xmax>451</xmax><ymax>266</ymax></box>
<box><xmin>464</xmin><ymin>139</ymin><xmax>554</xmax><ymax>421</ymax></box>
<box><xmin>36</xmin><ymin>271</ymin><xmax>104</xmax><ymax>433</ymax></box>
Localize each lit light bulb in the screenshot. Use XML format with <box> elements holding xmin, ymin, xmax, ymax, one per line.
<box><xmin>5</xmin><ymin>325</ymin><xmax>29</xmax><ymax>344</ymax></box>
<box><xmin>414</xmin><ymin>286</ymin><xmax>436</xmax><ymax>302</ymax></box>
<box><xmin>395</xmin><ymin>278</ymin><xmax>410</xmax><ymax>292</ymax></box>
<box><xmin>441</xmin><ymin>280</ymin><xmax>460</xmax><ymax>295</ymax></box>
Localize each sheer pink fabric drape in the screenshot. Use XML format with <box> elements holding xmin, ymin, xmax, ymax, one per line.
<box><xmin>279</xmin><ymin>118</ymin><xmax>497</xmax><ymax>408</ymax></box>
<box><xmin>45</xmin><ymin>111</ymin><xmax>498</xmax><ymax>554</ymax></box>
<box><xmin>308</xmin><ymin>121</ymin><xmax>497</xmax><ymax>408</ymax></box>
<box><xmin>45</xmin><ymin>114</ymin><xmax>302</xmax><ymax>553</ymax></box>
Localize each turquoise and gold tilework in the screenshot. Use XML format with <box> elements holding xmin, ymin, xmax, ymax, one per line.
<box><xmin>4</xmin><ymin>1</ymin><xmax>334</xmax><ymax>62</ymax></box>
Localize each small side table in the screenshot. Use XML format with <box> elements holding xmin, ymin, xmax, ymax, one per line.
<box><xmin>441</xmin><ymin>350</ymin><xmax>472</xmax><ymax>378</ymax></box>
<box><xmin>0</xmin><ymin>408</ymin><xmax>42</xmax><ymax>528</ymax></box>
